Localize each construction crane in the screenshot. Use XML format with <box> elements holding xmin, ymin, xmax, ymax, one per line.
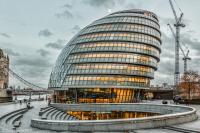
<box><xmin>168</xmin><ymin>0</ymin><xmax>185</xmax><ymax>87</ymax></box>
<box><xmin>180</xmin><ymin>48</ymin><xmax>191</xmax><ymax>73</ymax></box>
<box><xmin>168</xmin><ymin>24</ymin><xmax>191</xmax><ymax>74</ymax></box>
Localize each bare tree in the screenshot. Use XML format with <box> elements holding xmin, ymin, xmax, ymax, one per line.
<box><xmin>179</xmin><ymin>70</ymin><xmax>200</xmax><ymax>100</ymax></box>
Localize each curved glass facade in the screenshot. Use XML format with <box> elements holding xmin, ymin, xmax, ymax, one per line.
<box><xmin>49</xmin><ymin>9</ymin><xmax>161</xmax><ymax>103</ymax></box>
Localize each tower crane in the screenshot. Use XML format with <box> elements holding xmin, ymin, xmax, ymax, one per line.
<box><xmin>168</xmin><ymin>24</ymin><xmax>191</xmax><ymax>74</ymax></box>
<box><xmin>168</xmin><ymin>0</ymin><xmax>185</xmax><ymax>87</ymax></box>
<box><xmin>181</xmin><ymin>48</ymin><xmax>191</xmax><ymax>73</ymax></box>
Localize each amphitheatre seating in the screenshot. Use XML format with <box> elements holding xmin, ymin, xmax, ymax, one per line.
<box><xmin>5</xmin><ymin>108</ymin><xmax>27</xmax><ymax>124</ymax></box>
<box><xmin>59</xmin><ymin>112</ymin><xmax>65</xmax><ymax>120</ymax></box>
<box><xmin>41</xmin><ymin>115</ymin><xmax>47</xmax><ymax>120</ymax></box>
<box><xmin>40</xmin><ymin>106</ymin><xmax>78</xmax><ymax>121</ymax></box>
<box><xmin>13</xmin><ymin>120</ymin><xmax>21</xmax><ymax>128</ymax></box>
<box><xmin>0</xmin><ymin>107</ymin><xmax>32</xmax><ymax>130</ymax></box>
<box><xmin>40</xmin><ymin>107</ymin><xmax>54</xmax><ymax>119</ymax></box>
<box><xmin>39</xmin><ymin>106</ymin><xmax>53</xmax><ymax>116</ymax></box>
<box><xmin>46</xmin><ymin>108</ymin><xmax>57</xmax><ymax>118</ymax></box>
<box><xmin>49</xmin><ymin>109</ymin><xmax>58</xmax><ymax>119</ymax></box>
<box><xmin>53</xmin><ymin>111</ymin><xmax>62</xmax><ymax>120</ymax></box>
<box><xmin>11</xmin><ymin>114</ymin><xmax>23</xmax><ymax>125</ymax></box>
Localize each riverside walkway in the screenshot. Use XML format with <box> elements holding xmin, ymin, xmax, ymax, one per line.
<box><xmin>0</xmin><ymin>99</ymin><xmax>200</xmax><ymax>133</ymax></box>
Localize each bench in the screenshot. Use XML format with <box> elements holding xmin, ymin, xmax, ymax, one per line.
<box><xmin>39</xmin><ymin>107</ymin><xmax>52</xmax><ymax>116</ymax></box>
<box><xmin>41</xmin><ymin>115</ymin><xmax>47</xmax><ymax>120</ymax></box>
<box><xmin>13</xmin><ymin>120</ymin><xmax>21</xmax><ymax>128</ymax></box>
<box><xmin>39</xmin><ymin>111</ymin><xmax>44</xmax><ymax>116</ymax></box>
<box><xmin>40</xmin><ymin>107</ymin><xmax>48</xmax><ymax>111</ymax></box>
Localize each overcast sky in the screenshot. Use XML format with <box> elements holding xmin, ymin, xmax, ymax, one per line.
<box><xmin>0</xmin><ymin>0</ymin><xmax>200</xmax><ymax>87</ymax></box>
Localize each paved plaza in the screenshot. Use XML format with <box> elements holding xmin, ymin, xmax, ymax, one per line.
<box><xmin>0</xmin><ymin>98</ymin><xmax>200</xmax><ymax>133</ymax></box>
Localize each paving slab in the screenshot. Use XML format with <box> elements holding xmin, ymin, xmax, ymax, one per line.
<box><xmin>1</xmin><ymin>99</ymin><xmax>200</xmax><ymax>133</ymax></box>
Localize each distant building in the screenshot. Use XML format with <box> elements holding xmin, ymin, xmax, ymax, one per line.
<box><xmin>0</xmin><ymin>49</ymin><xmax>12</xmax><ymax>102</ymax></box>
<box><xmin>145</xmin><ymin>83</ymin><xmax>174</xmax><ymax>100</ymax></box>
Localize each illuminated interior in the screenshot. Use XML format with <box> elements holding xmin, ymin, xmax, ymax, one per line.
<box><xmin>67</xmin><ymin>111</ymin><xmax>159</xmax><ymax>120</ymax></box>
<box><xmin>53</xmin><ymin>88</ymin><xmax>147</xmax><ymax>103</ymax></box>
<box><xmin>73</xmin><ymin>42</ymin><xmax>160</xmax><ymax>57</ymax></box>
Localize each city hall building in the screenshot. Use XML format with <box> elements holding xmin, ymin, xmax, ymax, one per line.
<box><xmin>48</xmin><ymin>9</ymin><xmax>161</xmax><ymax>103</ymax></box>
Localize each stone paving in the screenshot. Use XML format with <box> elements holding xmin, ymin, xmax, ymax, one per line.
<box><xmin>0</xmin><ymin>102</ymin><xmax>26</xmax><ymax>116</ymax></box>
<box><xmin>173</xmin><ymin>104</ymin><xmax>200</xmax><ymax>131</ymax></box>
<box><xmin>0</xmin><ymin>99</ymin><xmax>199</xmax><ymax>133</ymax></box>
<box><xmin>136</xmin><ymin>100</ymin><xmax>200</xmax><ymax>133</ymax></box>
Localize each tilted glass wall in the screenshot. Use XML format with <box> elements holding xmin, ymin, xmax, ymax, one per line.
<box><xmin>49</xmin><ymin>9</ymin><xmax>161</xmax><ymax>103</ymax></box>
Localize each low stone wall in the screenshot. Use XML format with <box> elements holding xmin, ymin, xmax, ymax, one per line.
<box><xmin>0</xmin><ymin>97</ymin><xmax>12</xmax><ymax>103</ymax></box>
<box><xmin>31</xmin><ymin>103</ymin><xmax>198</xmax><ymax>132</ymax></box>
<box><xmin>51</xmin><ymin>103</ymin><xmax>193</xmax><ymax>114</ymax></box>
<box><xmin>0</xmin><ymin>107</ymin><xmax>27</xmax><ymax>120</ymax></box>
<box><xmin>0</xmin><ymin>89</ymin><xmax>12</xmax><ymax>103</ymax></box>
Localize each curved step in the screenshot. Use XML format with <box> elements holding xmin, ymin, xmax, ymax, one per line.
<box><xmin>13</xmin><ymin>120</ymin><xmax>21</xmax><ymax>128</ymax></box>
<box><xmin>0</xmin><ymin>108</ymin><xmax>27</xmax><ymax>121</ymax></box>
<box><xmin>39</xmin><ymin>106</ymin><xmax>53</xmax><ymax>116</ymax></box>
<box><xmin>12</xmin><ymin>114</ymin><xmax>23</xmax><ymax>125</ymax></box>
<box><xmin>5</xmin><ymin>109</ymin><xmax>27</xmax><ymax>124</ymax></box>
<box><xmin>49</xmin><ymin>110</ymin><xmax>58</xmax><ymax>120</ymax></box>
<box><xmin>42</xmin><ymin>106</ymin><xmax>53</xmax><ymax>113</ymax></box>
<box><xmin>68</xmin><ymin>116</ymin><xmax>74</xmax><ymax>120</ymax></box>
<box><xmin>0</xmin><ymin>108</ymin><xmax>27</xmax><ymax>130</ymax></box>
<box><xmin>46</xmin><ymin>108</ymin><xmax>56</xmax><ymax>118</ymax></box>
<box><xmin>41</xmin><ymin>108</ymin><xmax>54</xmax><ymax>119</ymax></box>
<box><xmin>6</xmin><ymin>113</ymin><xmax>22</xmax><ymax>126</ymax></box>
<box><xmin>40</xmin><ymin>106</ymin><xmax>50</xmax><ymax>111</ymax></box>
<box><xmin>53</xmin><ymin>111</ymin><xmax>62</xmax><ymax>120</ymax></box>
<box><xmin>73</xmin><ymin>117</ymin><xmax>78</xmax><ymax>120</ymax></box>
<box><xmin>67</xmin><ymin>115</ymin><xmax>71</xmax><ymax>120</ymax></box>
<box><xmin>59</xmin><ymin>112</ymin><xmax>65</xmax><ymax>120</ymax></box>
<box><xmin>63</xmin><ymin>114</ymin><xmax>69</xmax><ymax>120</ymax></box>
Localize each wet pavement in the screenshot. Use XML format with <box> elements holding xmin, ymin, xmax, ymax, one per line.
<box><xmin>0</xmin><ymin>98</ymin><xmax>199</xmax><ymax>133</ymax></box>
<box><xmin>0</xmin><ymin>95</ymin><xmax>59</xmax><ymax>133</ymax></box>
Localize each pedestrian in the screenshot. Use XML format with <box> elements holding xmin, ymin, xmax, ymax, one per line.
<box><xmin>27</xmin><ymin>102</ymin><xmax>31</xmax><ymax>109</ymax></box>
<box><xmin>48</xmin><ymin>98</ymin><xmax>51</xmax><ymax>106</ymax></box>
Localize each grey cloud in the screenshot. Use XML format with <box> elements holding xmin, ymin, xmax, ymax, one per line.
<box><xmin>71</xmin><ymin>25</ymin><xmax>81</xmax><ymax>34</ymax></box>
<box><xmin>15</xmin><ymin>57</ymin><xmax>51</xmax><ymax>68</ymax></box>
<box><xmin>181</xmin><ymin>33</ymin><xmax>200</xmax><ymax>51</ymax></box>
<box><xmin>4</xmin><ymin>48</ymin><xmax>20</xmax><ymax>56</ymax></box>
<box><xmin>158</xmin><ymin>59</ymin><xmax>174</xmax><ymax>75</ymax></box>
<box><xmin>153</xmin><ymin>71</ymin><xmax>174</xmax><ymax>85</ymax></box>
<box><xmin>161</xmin><ymin>50</ymin><xmax>174</xmax><ymax>59</ymax></box>
<box><xmin>125</xmin><ymin>3</ymin><xmax>136</xmax><ymax>9</ymax></box>
<box><xmin>160</xmin><ymin>28</ymin><xmax>200</xmax><ymax>55</ymax></box>
<box><xmin>160</xmin><ymin>16</ymin><xmax>191</xmax><ymax>28</ymax></box>
<box><xmin>45</xmin><ymin>39</ymin><xmax>66</xmax><ymax>50</ymax></box>
<box><xmin>63</xmin><ymin>4</ymin><xmax>72</xmax><ymax>9</ymax></box>
<box><xmin>56</xmin><ymin>10</ymin><xmax>73</xmax><ymax>19</ymax></box>
<box><xmin>0</xmin><ymin>33</ymin><xmax>11</xmax><ymax>38</ymax></box>
<box><xmin>159</xmin><ymin>31</ymin><xmax>175</xmax><ymax>59</ymax></box>
<box><xmin>36</xmin><ymin>49</ymin><xmax>50</xmax><ymax>57</ymax></box>
<box><xmin>186</xmin><ymin>30</ymin><xmax>195</xmax><ymax>34</ymax></box>
<box><xmin>0</xmin><ymin>42</ymin><xmax>14</xmax><ymax>47</ymax></box>
<box><xmin>84</xmin><ymin>0</ymin><xmax>115</xmax><ymax>8</ymax></box>
<box><xmin>13</xmin><ymin>56</ymin><xmax>53</xmax><ymax>87</ymax></box>
<box><xmin>160</xmin><ymin>17</ymin><xmax>175</xmax><ymax>26</ymax></box>
<box><xmin>161</xmin><ymin>31</ymin><xmax>174</xmax><ymax>49</ymax></box>
<box><xmin>38</xmin><ymin>29</ymin><xmax>53</xmax><ymax>37</ymax></box>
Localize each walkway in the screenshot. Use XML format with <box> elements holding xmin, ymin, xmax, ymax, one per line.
<box><xmin>0</xmin><ymin>99</ymin><xmax>199</xmax><ymax>133</ymax></box>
